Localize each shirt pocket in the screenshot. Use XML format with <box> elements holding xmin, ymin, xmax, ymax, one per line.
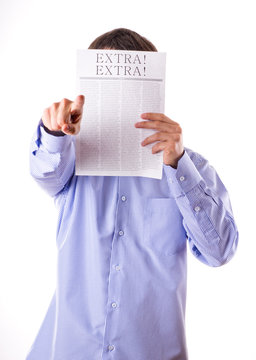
<box><xmin>144</xmin><ymin>198</ymin><xmax>187</xmax><ymax>256</ymax></box>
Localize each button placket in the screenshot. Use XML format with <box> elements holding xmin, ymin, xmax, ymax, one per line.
<box><xmin>102</xmin><ymin>180</ymin><xmax>128</xmax><ymax>358</ymax></box>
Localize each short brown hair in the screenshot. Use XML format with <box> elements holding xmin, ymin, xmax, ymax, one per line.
<box><xmin>88</xmin><ymin>28</ymin><xmax>157</xmax><ymax>52</ymax></box>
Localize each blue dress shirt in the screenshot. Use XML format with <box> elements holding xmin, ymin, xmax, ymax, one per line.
<box><xmin>26</xmin><ymin>119</ymin><xmax>238</xmax><ymax>360</ymax></box>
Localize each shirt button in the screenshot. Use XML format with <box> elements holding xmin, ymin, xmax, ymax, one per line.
<box><xmin>121</xmin><ymin>195</ymin><xmax>126</xmax><ymax>201</ymax></box>
<box><xmin>108</xmin><ymin>345</ymin><xmax>115</xmax><ymax>351</ymax></box>
<box><xmin>179</xmin><ymin>176</ymin><xmax>185</xmax><ymax>182</ymax></box>
<box><xmin>115</xmin><ymin>265</ymin><xmax>121</xmax><ymax>271</ymax></box>
<box><xmin>118</xmin><ymin>230</ymin><xmax>124</xmax><ymax>236</ymax></box>
<box><xmin>194</xmin><ymin>206</ymin><xmax>201</xmax><ymax>212</ymax></box>
<box><xmin>111</xmin><ymin>302</ymin><xmax>117</xmax><ymax>308</ymax></box>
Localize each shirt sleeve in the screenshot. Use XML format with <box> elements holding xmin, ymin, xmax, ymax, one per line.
<box><xmin>163</xmin><ymin>147</ymin><xmax>239</xmax><ymax>267</ymax></box>
<box><xmin>29</xmin><ymin>119</ymin><xmax>76</xmax><ymax>197</ymax></box>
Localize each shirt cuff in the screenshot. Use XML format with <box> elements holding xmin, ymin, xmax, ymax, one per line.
<box><xmin>39</xmin><ymin>119</ymin><xmax>73</xmax><ymax>153</ymax></box>
<box><xmin>163</xmin><ymin>148</ymin><xmax>203</xmax><ymax>198</ymax></box>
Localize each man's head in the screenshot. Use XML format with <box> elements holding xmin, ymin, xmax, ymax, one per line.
<box><xmin>88</xmin><ymin>28</ymin><xmax>157</xmax><ymax>52</ymax></box>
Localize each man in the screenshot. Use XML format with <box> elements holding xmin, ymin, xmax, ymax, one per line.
<box><xmin>26</xmin><ymin>28</ymin><xmax>238</xmax><ymax>360</ymax></box>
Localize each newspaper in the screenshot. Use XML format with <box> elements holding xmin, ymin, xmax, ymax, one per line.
<box><xmin>75</xmin><ymin>49</ymin><xmax>166</xmax><ymax>179</ymax></box>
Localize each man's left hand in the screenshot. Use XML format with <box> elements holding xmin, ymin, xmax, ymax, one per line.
<box><xmin>135</xmin><ymin>113</ymin><xmax>185</xmax><ymax>169</ymax></box>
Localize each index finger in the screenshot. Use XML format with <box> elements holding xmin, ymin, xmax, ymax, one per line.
<box><xmin>71</xmin><ymin>95</ymin><xmax>85</xmax><ymax>112</ymax></box>
<box><xmin>141</xmin><ymin>112</ymin><xmax>178</xmax><ymax>125</ymax></box>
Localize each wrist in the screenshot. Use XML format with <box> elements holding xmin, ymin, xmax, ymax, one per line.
<box><xmin>169</xmin><ymin>150</ymin><xmax>185</xmax><ymax>169</ymax></box>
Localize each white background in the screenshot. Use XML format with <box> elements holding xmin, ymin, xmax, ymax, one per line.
<box><xmin>0</xmin><ymin>0</ymin><xmax>255</xmax><ymax>359</ymax></box>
